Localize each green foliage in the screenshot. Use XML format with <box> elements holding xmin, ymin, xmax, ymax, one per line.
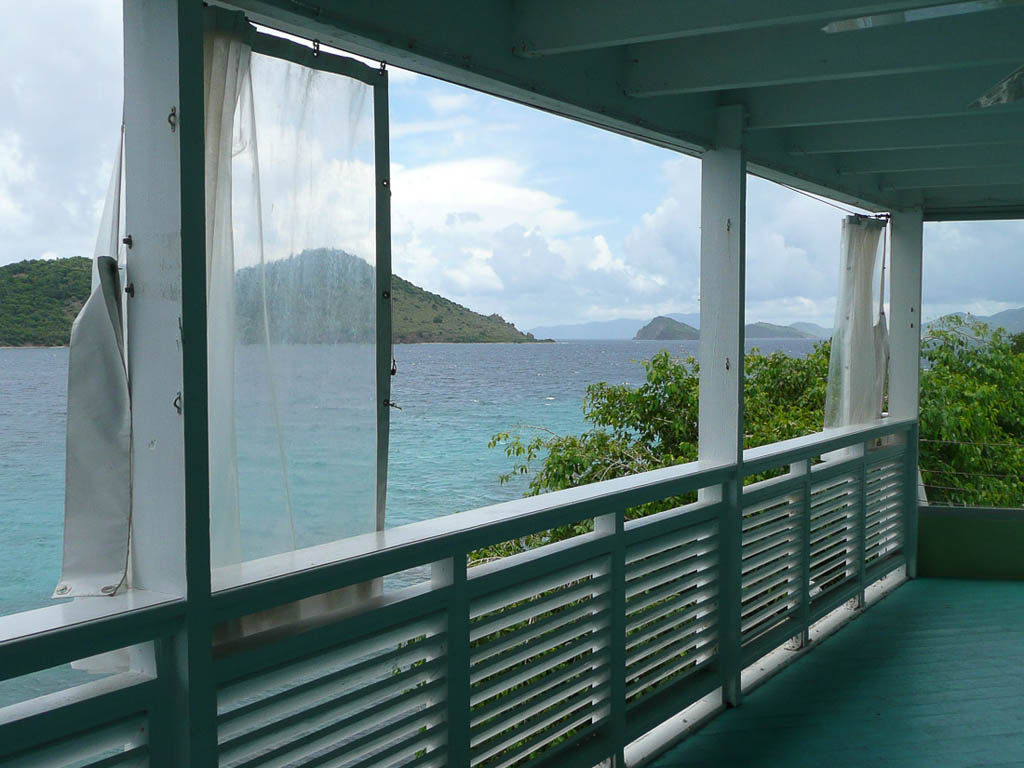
<box><xmin>493</xmin><ymin>344</ymin><xmax>831</xmax><ymax>498</ymax></box>
<box><xmin>483</xmin><ymin>344</ymin><xmax>832</xmax><ymax>559</ymax></box>
<box><xmin>0</xmin><ymin>257</ymin><xmax>91</xmax><ymax>346</ymax></box>
<box><xmin>490</xmin><ymin>322</ymin><xmax>1024</xmax><ymax>546</ymax></box>
<box><xmin>918</xmin><ymin>316</ymin><xmax>1024</xmax><ymax>507</ymax></box>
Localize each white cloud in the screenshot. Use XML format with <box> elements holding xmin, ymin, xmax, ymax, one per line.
<box><xmin>427</xmin><ymin>91</ymin><xmax>471</xmax><ymax>114</ymax></box>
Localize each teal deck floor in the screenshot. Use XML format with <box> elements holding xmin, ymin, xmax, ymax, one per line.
<box><xmin>653</xmin><ymin>579</ymin><xmax>1024</xmax><ymax>768</ymax></box>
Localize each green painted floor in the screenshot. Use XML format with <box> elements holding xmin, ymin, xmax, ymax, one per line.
<box><xmin>652</xmin><ymin>579</ymin><xmax>1024</xmax><ymax>768</ymax></box>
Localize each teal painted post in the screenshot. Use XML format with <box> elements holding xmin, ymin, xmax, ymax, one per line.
<box><xmin>596</xmin><ymin>511</ymin><xmax>626</xmax><ymax>765</ymax></box>
<box><xmin>796</xmin><ymin>460</ymin><xmax>812</xmax><ymax>647</ymax></box>
<box><xmin>176</xmin><ymin>1</ymin><xmax>216</xmax><ymax>763</ymax></box>
<box><xmin>719</xmin><ymin>475</ymin><xmax>743</xmax><ymax>706</ymax></box>
<box><xmin>856</xmin><ymin>450</ymin><xmax>868</xmax><ymax>608</ymax></box>
<box><xmin>904</xmin><ymin>422</ymin><xmax>920</xmax><ymax>578</ymax></box>
<box><xmin>434</xmin><ymin>556</ymin><xmax>470</xmax><ymax>767</ymax></box>
<box><xmin>374</xmin><ymin>71</ymin><xmax>393</xmax><ymax>532</ymax></box>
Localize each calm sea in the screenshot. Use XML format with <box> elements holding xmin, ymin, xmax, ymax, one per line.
<box><xmin>0</xmin><ymin>338</ymin><xmax>814</xmax><ymax>703</ymax></box>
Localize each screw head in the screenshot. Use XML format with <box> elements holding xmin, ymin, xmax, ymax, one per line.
<box><xmin>55</xmin><ymin>584</ymin><xmax>70</xmax><ymax>595</ymax></box>
<box><xmin>101</xmin><ymin>585</ymin><xmax>117</xmax><ymax>595</ymax></box>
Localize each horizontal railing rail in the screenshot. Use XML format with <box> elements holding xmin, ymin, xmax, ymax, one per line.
<box><xmin>0</xmin><ymin>417</ymin><xmax>917</xmax><ymax>768</ymax></box>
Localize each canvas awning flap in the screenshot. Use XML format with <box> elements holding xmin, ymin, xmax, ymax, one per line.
<box><xmin>55</xmin><ymin>254</ymin><xmax>132</xmax><ymax>598</ymax></box>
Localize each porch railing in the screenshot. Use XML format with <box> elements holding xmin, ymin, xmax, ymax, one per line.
<box><xmin>0</xmin><ymin>418</ymin><xmax>916</xmax><ymax>767</ymax></box>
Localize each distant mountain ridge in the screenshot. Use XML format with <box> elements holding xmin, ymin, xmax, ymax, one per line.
<box><xmin>235</xmin><ymin>249</ymin><xmax>542</xmax><ymax>344</ymax></box>
<box><xmin>926</xmin><ymin>308</ymin><xmax>1024</xmax><ymax>334</ymax></box>
<box><xmin>533</xmin><ymin>315</ymin><xmax>824</xmax><ymax>340</ymax></box>
<box><xmin>0</xmin><ymin>253</ymin><xmax>542</xmax><ymax>346</ymax></box>
<box><xmin>633</xmin><ymin>317</ymin><xmax>817</xmax><ymax>341</ymax></box>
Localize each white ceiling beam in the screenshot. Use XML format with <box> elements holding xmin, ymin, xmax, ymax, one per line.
<box><xmin>786</xmin><ymin>114</ymin><xmax>1024</xmax><ymax>154</ymax></box>
<box><xmin>837</xmin><ymin>145</ymin><xmax>1024</xmax><ymax>175</ymax></box>
<box><xmin>625</xmin><ymin>9</ymin><xmax>1024</xmax><ymax>95</ymax></box>
<box><xmin>513</xmin><ymin>0</ymin><xmax>938</xmax><ymax>57</ymax></box>
<box><xmin>740</xmin><ymin>65</ymin><xmax>1022</xmax><ymax>130</ymax></box>
<box><xmin>880</xmin><ymin>166</ymin><xmax>1024</xmax><ymax>189</ymax></box>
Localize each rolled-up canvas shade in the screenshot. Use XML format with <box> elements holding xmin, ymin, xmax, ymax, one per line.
<box><xmin>55</xmin><ymin>255</ymin><xmax>131</xmax><ymax>598</ymax></box>
<box><xmin>825</xmin><ymin>215</ymin><xmax>888</xmax><ymax>430</ymax></box>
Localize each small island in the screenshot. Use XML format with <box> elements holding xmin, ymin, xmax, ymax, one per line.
<box><xmin>0</xmin><ymin>251</ymin><xmax>547</xmax><ymax>346</ymax></box>
<box><xmin>634</xmin><ymin>316</ymin><xmax>699</xmax><ymax>340</ymax></box>
<box><xmin>634</xmin><ymin>316</ymin><xmax>821</xmax><ymax>341</ymax></box>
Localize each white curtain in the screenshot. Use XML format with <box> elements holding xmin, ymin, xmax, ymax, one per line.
<box><xmin>204</xmin><ymin>9</ymin><xmax>382</xmax><ymax>638</ymax></box>
<box><xmin>825</xmin><ymin>216</ymin><xmax>889</xmax><ymax>429</ymax></box>
<box><xmin>205</xmin><ymin>14</ymin><xmax>379</xmax><ymax>570</ymax></box>
<box><xmin>204</xmin><ymin>10</ymin><xmax>251</xmax><ymax>569</ymax></box>
<box><xmin>55</xmin><ymin>128</ymin><xmax>130</xmax><ymax>599</ymax></box>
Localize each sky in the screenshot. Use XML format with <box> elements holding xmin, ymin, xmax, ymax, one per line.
<box><xmin>2</xmin><ymin>2</ymin><xmax>1021</xmax><ymax>331</ymax></box>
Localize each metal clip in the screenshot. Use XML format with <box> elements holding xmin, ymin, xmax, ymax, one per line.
<box><xmin>312</xmin><ymin>39</ymin><xmax>321</xmax><ymax>56</ymax></box>
<box><xmin>384</xmin><ymin>399</ymin><xmax>402</xmax><ymax>410</ymax></box>
<box><xmin>125</xmin><ymin>283</ymin><xmax>135</xmax><ymax>298</ymax></box>
<box><xmin>122</xmin><ymin>234</ymin><xmax>133</xmax><ymax>249</ymax></box>
<box><xmin>168</xmin><ymin>106</ymin><xmax>177</xmax><ymax>133</ymax></box>
<box><xmin>173</xmin><ymin>391</ymin><xmax>182</xmax><ymax>415</ymax></box>
<box><xmin>379</xmin><ymin>60</ymin><xmax>387</xmax><ymax>76</ymax></box>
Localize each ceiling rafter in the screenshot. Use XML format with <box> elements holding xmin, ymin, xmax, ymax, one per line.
<box><xmin>512</xmin><ymin>0</ymin><xmax>942</xmax><ymax>57</ymax></box>
<box><xmin>625</xmin><ymin>8</ymin><xmax>1024</xmax><ymax>95</ymax></box>
<box><xmin>837</xmin><ymin>145</ymin><xmax>1024</xmax><ymax>175</ymax></box>
<box><xmin>880</xmin><ymin>166</ymin><xmax>1024</xmax><ymax>189</ymax></box>
<box><xmin>786</xmin><ymin>113</ymin><xmax>1024</xmax><ymax>154</ymax></box>
<box><xmin>737</xmin><ymin>65</ymin><xmax>1024</xmax><ymax>130</ymax></box>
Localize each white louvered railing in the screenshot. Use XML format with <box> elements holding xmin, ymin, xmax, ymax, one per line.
<box><xmin>0</xmin><ymin>418</ymin><xmax>916</xmax><ymax>767</ymax></box>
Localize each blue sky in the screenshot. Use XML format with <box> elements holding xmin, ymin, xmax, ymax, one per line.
<box><xmin>2</xmin><ymin>1</ymin><xmax>1021</xmax><ymax>331</ymax></box>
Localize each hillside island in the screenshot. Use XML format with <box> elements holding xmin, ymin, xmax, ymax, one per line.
<box><xmin>0</xmin><ymin>251</ymin><xmax>547</xmax><ymax>346</ymax></box>
<box><xmin>634</xmin><ymin>316</ymin><xmax>818</xmax><ymax>341</ymax></box>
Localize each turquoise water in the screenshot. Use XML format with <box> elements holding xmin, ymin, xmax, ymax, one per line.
<box><xmin>0</xmin><ymin>339</ymin><xmax>818</xmax><ymax>617</ymax></box>
<box><xmin>0</xmin><ymin>339</ymin><xmax>814</xmax><ymax>705</ymax></box>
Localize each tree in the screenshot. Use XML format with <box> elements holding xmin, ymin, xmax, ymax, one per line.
<box><xmin>485</xmin><ymin>343</ymin><xmax>832</xmax><ymax>557</ymax></box>
<box><xmin>918</xmin><ymin>316</ymin><xmax>1024</xmax><ymax>507</ymax></box>
<box><xmin>492</xmin><ymin>318</ymin><xmax>1023</xmax><ymax>533</ymax></box>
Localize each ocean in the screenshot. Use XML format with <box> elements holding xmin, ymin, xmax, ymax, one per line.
<box><xmin>0</xmin><ymin>338</ymin><xmax>816</xmax><ymax>704</ymax></box>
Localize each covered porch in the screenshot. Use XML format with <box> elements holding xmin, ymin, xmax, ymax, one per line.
<box><xmin>2</xmin><ymin>2</ymin><xmax>1024</xmax><ymax>767</ymax></box>
<box><xmin>653</xmin><ymin>577</ymin><xmax>1024</xmax><ymax>767</ymax></box>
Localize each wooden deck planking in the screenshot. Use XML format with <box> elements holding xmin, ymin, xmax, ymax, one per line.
<box><xmin>652</xmin><ymin>579</ymin><xmax>1024</xmax><ymax>768</ymax></box>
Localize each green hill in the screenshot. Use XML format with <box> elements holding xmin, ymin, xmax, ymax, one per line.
<box><xmin>745</xmin><ymin>321</ymin><xmax>817</xmax><ymax>339</ymax></box>
<box><xmin>0</xmin><ymin>252</ymin><xmax>541</xmax><ymax>346</ymax></box>
<box><xmin>635</xmin><ymin>316</ymin><xmax>699</xmax><ymax>340</ymax></box>
<box><xmin>0</xmin><ymin>257</ymin><xmax>91</xmax><ymax>346</ymax></box>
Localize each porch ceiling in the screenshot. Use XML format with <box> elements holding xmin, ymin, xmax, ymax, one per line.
<box><xmin>228</xmin><ymin>0</ymin><xmax>1024</xmax><ymax>220</ymax></box>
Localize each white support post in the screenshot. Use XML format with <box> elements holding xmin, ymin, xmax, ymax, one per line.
<box><xmin>889</xmin><ymin>209</ymin><xmax>924</xmax><ymax>578</ymax></box>
<box><xmin>699</xmin><ymin>105</ymin><xmax>746</xmax><ymax>709</ymax></box>
<box><xmin>124</xmin><ymin>1</ymin><xmax>215</xmax><ymax>764</ymax></box>
<box><xmin>123</xmin><ymin>0</ymin><xmax>187</xmax><ymax>602</ymax></box>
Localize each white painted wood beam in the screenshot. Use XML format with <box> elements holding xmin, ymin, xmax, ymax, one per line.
<box><xmin>787</xmin><ymin>113</ymin><xmax>1024</xmax><ymax>154</ymax></box>
<box><xmin>837</xmin><ymin>146</ymin><xmax>1024</xmax><ymax>175</ymax></box>
<box><xmin>741</xmin><ymin>65</ymin><xmax>1022</xmax><ymax>130</ymax></box>
<box><xmin>625</xmin><ymin>9</ymin><xmax>1024</xmax><ymax>95</ymax></box>
<box><xmin>513</xmin><ymin>0</ymin><xmax>937</xmax><ymax>57</ymax></box>
<box><xmin>888</xmin><ymin>211</ymin><xmax>922</xmax><ymax>422</ymax></box>
<box><xmin>887</xmin><ymin>209</ymin><xmax>922</xmax><ymax>577</ymax></box>
<box><xmin>698</xmin><ymin>106</ymin><xmax>746</xmax><ymax>709</ymax></box>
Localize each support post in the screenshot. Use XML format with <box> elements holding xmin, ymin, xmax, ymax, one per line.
<box><xmin>434</xmin><ymin>556</ymin><xmax>470</xmax><ymax>768</ymax></box>
<box><xmin>596</xmin><ymin>511</ymin><xmax>626</xmax><ymax>765</ymax></box>
<box><xmin>888</xmin><ymin>209</ymin><xmax>924</xmax><ymax>578</ymax></box>
<box><xmin>124</xmin><ymin>0</ymin><xmax>215</xmax><ymax>763</ymax></box>
<box><xmin>699</xmin><ymin>105</ymin><xmax>746</xmax><ymax>709</ymax></box>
